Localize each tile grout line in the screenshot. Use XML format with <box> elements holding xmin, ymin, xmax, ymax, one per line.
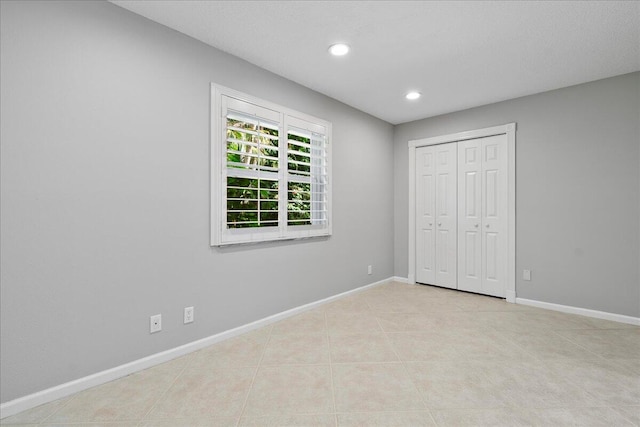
<box><xmin>549</xmin><ymin>327</ymin><xmax>640</xmax><ymax>378</ymax></box>
<box><xmin>236</xmin><ymin>324</ymin><xmax>274</xmax><ymax>426</ymax></box>
<box><xmin>549</xmin><ymin>329</ymin><xmax>611</xmax><ymax>359</ymax></box>
<box><xmin>607</xmin><ymin>405</ymin><xmax>640</xmax><ymax>426</ymax></box>
<box><xmin>371</xmin><ymin>299</ymin><xmax>570</xmax><ymax>423</ymax></box>
<box><xmin>137</xmin><ymin>352</ymin><xmax>194</xmax><ymax>425</ymax></box>
<box><xmin>427</xmin><ymin>409</ymin><xmax>440</xmax><ymax>427</ymax></box>
<box><xmin>489</xmin><ymin>322</ymin><xmax>615</xmax><ymax>409</ymax></box>
<box><xmin>34</xmin><ymin>359</ymin><xmax>190</xmax><ymax>427</ymax></box>
<box><xmin>542</xmin><ymin>331</ymin><xmax>640</xmax><ymax>406</ymax></box>
<box><xmin>325</xmin><ymin>310</ymin><xmax>339</xmax><ymax>427</ymax></box>
<box><xmin>486</xmin><ymin>327</ymin><xmax>578</xmax><ymax>363</ymax></box>
<box><xmin>519</xmin><ymin>328</ymin><xmax>639</xmax><ymax>407</ymax></box>
<box><xmin>28</xmin><ymin>388</ymin><xmax>81</xmax><ymax>425</ymax></box>
<box><xmin>548</xmin><ymin>329</ymin><xmax>605</xmax><ymax>359</ymax></box>
<box><xmin>374</xmin><ymin>315</ymin><xmax>433</xmax><ymax>419</ymax></box>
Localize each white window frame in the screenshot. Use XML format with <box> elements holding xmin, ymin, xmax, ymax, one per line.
<box><xmin>211</xmin><ymin>84</ymin><xmax>332</xmax><ymax>246</ymax></box>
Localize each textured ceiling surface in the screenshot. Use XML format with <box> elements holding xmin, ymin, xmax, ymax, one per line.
<box><xmin>111</xmin><ymin>1</ymin><xmax>640</xmax><ymax>124</ymax></box>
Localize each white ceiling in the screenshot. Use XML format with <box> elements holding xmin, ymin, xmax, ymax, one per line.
<box><xmin>111</xmin><ymin>1</ymin><xmax>640</xmax><ymax>125</ymax></box>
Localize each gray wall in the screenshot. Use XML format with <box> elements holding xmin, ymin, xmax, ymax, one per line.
<box><xmin>394</xmin><ymin>72</ymin><xmax>640</xmax><ymax>318</ymax></box>
<box><xmin>0</xmin><ymin>1</ymin><xmax>394</xmax><ymax>402</ymax></box>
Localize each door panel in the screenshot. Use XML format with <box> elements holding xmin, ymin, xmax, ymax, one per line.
<box><xmin>416</xmin><ymin>143</ymin><xmax>457</xmax><ymax>288</ymax></box>
<box><xmin>458</xmin><ymin>134</ymin><xmax>508</xmax><ymax>297</ymax></box>
<box><xmin>421</xmin><ymin>229</ymin><xmax>434</xmax><ymax>275</ymax></box>
<box><xmin>415</xmin><ymin>146</ymin><xmax>436</xmax><ymax>284</ymax></box>
<box><xmin>457</xmin><ymin>139</ymin><xmax>482</xmax><ymax>293</ymax></box>
<box><xmin>437</xmin><ymin>229</ymin><xmax>450</xmax><ymax>273</ymax></box>
<box><xmin>485</xmin><ymin>170</ymin><xmax>498</xmax><ymax>218</ymax></box>
<box><xmin>434</xmin><ymin>144</ymin><xmax>457</xmax><ymax>289</ymax></box>
<box><xmin>465</xmin><ymin>172</ymin><xmax>478</xmax><ymax>217</ymax></box>
<box><xmin>465</xmin><ymin>231</ymin><xmax>479</xmax><ymax>279</ymax></box>
<box><xmin>481</xmin><ymin>135</ymin><xmax>508</xmax><ymax>297</ymax></box>
<box><xmin>485</xmin><ymin>232</ymin><xmax>498</xmax><ymax>280</ymax></box>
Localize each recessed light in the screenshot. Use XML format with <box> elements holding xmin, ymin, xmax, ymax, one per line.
<box><xmin>328</xmin><ymin>43</ymin><xmax>350</xmax><ymax>56</ymax></box>
<box><xmin>406</xmin><ymin>91</ymin><xmax>421</xmax><ymax>100</ymax></box>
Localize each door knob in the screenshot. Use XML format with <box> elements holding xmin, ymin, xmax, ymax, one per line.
<box><xmin>474</xmin><ymin>224</ymin><xmax>479</xmax><ymax>228</ymax></box>
<box><xmin>438</xmin><ymin>222</ymin><xmax>442</xmax><ymax>226</ymax></box>
<box><xmin>486</xmin><ymin>224</ymin><xmax>490</xmax><ymax>228</ymax></box>
<box><xmin>429</xmin><ymin>223</ymin><xmax>432</xmax><ymax>226</ymax></box>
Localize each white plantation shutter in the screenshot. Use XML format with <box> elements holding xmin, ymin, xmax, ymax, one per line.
<box><xmin>286</xmin><ymin>118</ymin><xmax>329</xmax><ymax>228</ymax></box>
<box><xmin>211</xmin><ymin>85</ymin><xmax>332</xmax><ymax>246</ymax></box>
<box><xmin>226</xmin><ymin>112</ymin><xmax>280</xmax><ymax>174</ymax></box>
<box><xmin>224</xmin><ymin>107</ymin><xmax>280</xmax><ymax>229</ymax></box>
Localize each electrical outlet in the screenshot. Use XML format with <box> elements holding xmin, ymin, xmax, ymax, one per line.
<box><xmin>150</xmin><ymin>314</ymin><xmax>162</xmax><ymax>333</ymax></box>
<box><xmin>184</xmin><ymin>306</ymin><xmax>194</xmax><ymax>324</ymax></box>
<box><xmin>367</xmin><ymin>265</ymin><xmax>372</xmax><ymax>275</ymax></box>
<box><xmin>523</xmin><ymin>269</ymin><xmax>531</xmax><ymax>281</ymax></box>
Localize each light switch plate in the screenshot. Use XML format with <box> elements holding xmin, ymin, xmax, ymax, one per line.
<box><xmin>184</xmin><ymin>307</ymin><xmax>194</xmax><ymax>324</ymax></box>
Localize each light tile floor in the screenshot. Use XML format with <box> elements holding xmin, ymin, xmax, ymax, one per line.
<box><xmin>2</xmin><ymin>282</ymin><xmax>639</xmax><ymax>426</ymax></box>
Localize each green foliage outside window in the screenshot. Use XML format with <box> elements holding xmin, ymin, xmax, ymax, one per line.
<box><xmin>287</xmin><ymin>131</ymin><xmax>312</xmax><ymax>225</ymax></box>
<box><xmin>225</xmin><ymin>118</ymin><xmax>313</xmax><ymax>228</ymax></box>
<box><xmin>226</xmin><ymin>177</ymin><xmax>278</xmax><ymax>228</ymax></box>
<box><xmin>226</xmin><ymin>117</ymin><xmax>279</xmax><ymax>228</ymax></box>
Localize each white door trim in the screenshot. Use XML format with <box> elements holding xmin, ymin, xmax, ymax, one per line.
<box><xmin>408</xmin><ymin>123</ymin><xmax>516</xmax><ymax>302</ymax></box>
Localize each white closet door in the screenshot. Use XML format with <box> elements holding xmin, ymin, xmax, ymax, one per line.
<box><xmin>434</xmin><ymin>144</ymin><xmax>457</xmax><ymax>289</ymax></box>
<box><xmin>415</xmin><ymin>146</ymin><xmax>436</xmax><ymax>285</ymax></box>
<box><xmin>458</xmin><ymin>134</ymin><xmax>508</xmax><ymax>297</ymax></box>
<box><xmin>481</xmin><ymin>135</ymin><xmax>508</xmax><ymax>297</ymax></box>
<box><xmin>457</xmin><ymin>139</ymin><xmax>482</xmax><ymax>293</ymax></box>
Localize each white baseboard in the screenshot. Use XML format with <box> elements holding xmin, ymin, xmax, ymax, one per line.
<box><xmin>505</xmin><ymin>289</ymin><xmax>516</xmax><ymax>303</ymax></box>
<box><xmin>0</xmin><ymin>277</ymin><xmax>394</xmax><ymax>419</ymax></box>
<box><xmin>516</xmin><ymin>298</ymin><xmax>640</xmax><ymax>326</ymax></box>
<box><xmin>391</xmin><ymin>276</ymin><xmax>409</xmax><ymax>284</ymax></box>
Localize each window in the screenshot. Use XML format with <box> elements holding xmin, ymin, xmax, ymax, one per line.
<box><xmin>211</xmin><ymin>84</ymin><xmax>331</xmax><ymax>246</ymax></box>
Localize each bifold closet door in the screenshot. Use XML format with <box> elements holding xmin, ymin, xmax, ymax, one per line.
<box><xmin>457</xmin><ymin>134</ymin><xmax>508</xmax><ymax>297</ymax></box>
<box><xmin>415</xmin><ymin>143</ymin><xmax>457</xmax><ymax>289</ymax></box>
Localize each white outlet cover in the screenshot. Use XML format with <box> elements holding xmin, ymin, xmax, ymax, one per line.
<box><xmin>150</xmin><ymin>314</ymin><xmax>162</xmax><ymax>333</ymax></box>
<box><xmin>523</xmin><ymin>270</ymin><xmax>531</xmax><ymax>281</ymax></box>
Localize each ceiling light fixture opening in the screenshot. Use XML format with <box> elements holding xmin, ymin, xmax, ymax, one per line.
<box><xmin>328</xmin><ymin>43</ymin><xmax>350</xmax><ymax>56</ymax></box>
<box><xmin>406</xmin><ymin>91</ymin><xmax>421</xmax><ymax>100</ymax></box>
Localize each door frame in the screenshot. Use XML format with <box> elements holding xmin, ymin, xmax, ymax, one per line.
<box><xmin>408</xmin><ymin>123</ymin><xmax>517</xmax><ymax>302</ymax></box>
